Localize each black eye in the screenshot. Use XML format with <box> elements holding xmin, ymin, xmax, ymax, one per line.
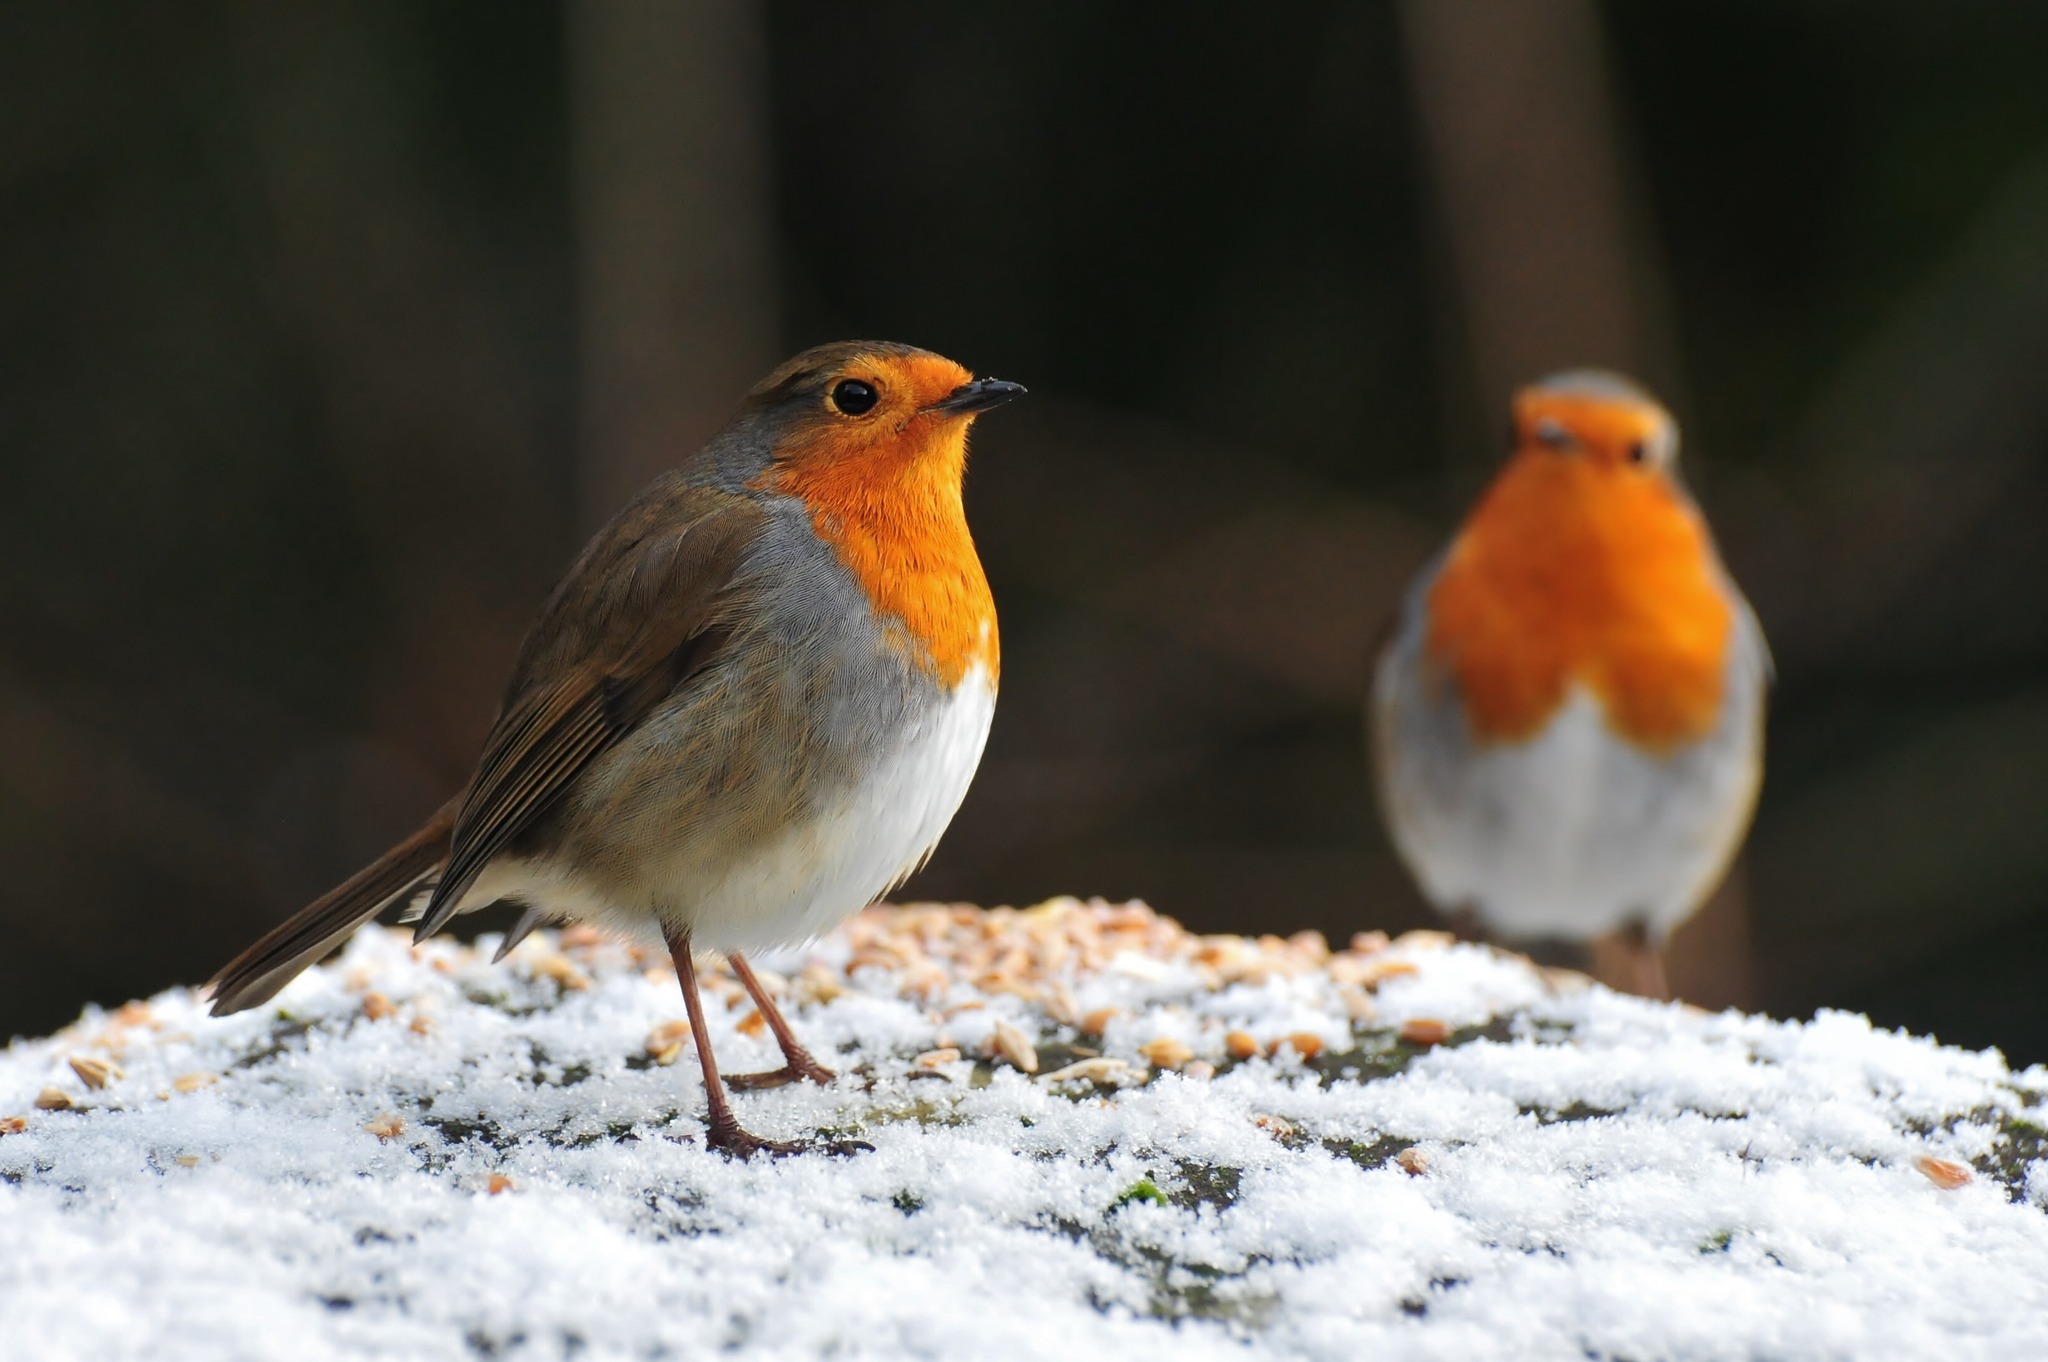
<box><xmin>1627</xmin><ymin>440</ymin><xmax>1650</xmax><ymax>465</ymax></box>
<box><xmin>830</xmin><ymin>378</ymin><xmax>878</xmax><ymax>416</ymax></box>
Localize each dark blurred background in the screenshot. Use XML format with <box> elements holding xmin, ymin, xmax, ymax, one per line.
<box><xmin>4</xmin><ymin>2</ymin><xmax>2046</xmax><ymax>1059</ymax></box>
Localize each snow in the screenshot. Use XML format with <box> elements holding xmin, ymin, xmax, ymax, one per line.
<box><xmin>3</xmin><ymin>900</ymin><xmax>2045</xmax><ymax>1361</ymax></box>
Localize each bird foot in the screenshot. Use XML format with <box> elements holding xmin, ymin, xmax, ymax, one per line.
<box><xmin>704</xmin><ymin>1117</ymin><xmax>870</xmax><ymax>1161</ymax></box>
<box><xmin>725</xmin><ymin>1059</ymin><xmax>836</xmax><ymax>1091</ymax></box>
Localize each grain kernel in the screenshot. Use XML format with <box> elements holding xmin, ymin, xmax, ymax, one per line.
<box><xmin>1253</xmin><ymin>1113</ymin><xmax>1296</xmax><ymax>1139</ymax></box>
<box><xmin>1139</xmin><ymin>1037</ymin><xmax>1194</xmax><ymax>1070</ymax></box>
<box><xmin>68</xmin><ymin>1056</ymin><xmax>120</xmax><ymax>1090</ymax></box>
<box><xmin>1224</xmin><ymin>1030</ymin><xmax>1261</xmax><ymax>1061</ymax></box>
<box><xmin>735</xmin><ymin>1009</ymin><xmax>768</xmax><ymax>1039</ymax></box>
<box><xmin>1078</xmin><ymin>1007</ymin><xmax>1121</xmax><ymax>1038</ymax></box>
<box><xmin>172</xmin><ymin>1072</ymin><xmax>218</xmax><ymax>1094</ymax></box>
<box><xmin>361</xmin><ymin>992</ymin><xmax>396</xmax><ymax>1021</ymax></box>
<box><xmin>914</xmin><ymin>1047</ymin><xmax>961</xmax><ymax>1069</ymax></box>
<box><xmin>989</xmin><ymin>1019</ymin><xmax>1039</xmax><ymax>1074</ymax></box>
<box><xmin>364</xmin><ymin>1114</ymin><xmax>405</xmax><ymax>1141</ymax></box>
<box><xmin>0</xmin><ymin>1116</ymin><xmax>27</xmax><ymax>1135</ymax></box>
<box><xmin>486</xmin><ymin>1173</ymin><xmax>517</xmax><ymax>1195</ymax></box>
<box><xmin>1039</xmin><ymin>1057</ymin><xmax>1131</xmax><ymax>1085</ymax></box>
<box><xmin>174</xmin><ymin>1154</ymin><xmax>202</xmax><ymax>1169</ymax></box>
<box><xmin>1396</xmin><ymin>1147</ymin><xmax>1429</xmax><ymax>1176</ymax></box>
<box><xmin>1274</xmin><ymin>1033</ymin><xmax>1324</xmax><ymax>1061</ymax></box>
<box><xmin>34</xmin><ymin>1088</ymin><xmax>73</xmax><ymax>1112</ymax></box>
<box><xmin>1399</xmin><ymin>1018</ymin><xmax>1451</xmax><ymax>1047</ymax></box>
<box><xmin>1914</xmin><ymin>1155</ymin><xmax>1973</xmax><ymax>1189</ymax></box>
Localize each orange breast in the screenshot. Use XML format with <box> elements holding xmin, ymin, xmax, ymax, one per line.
<box><xmin>765</xmin><ymin>429</ymin><xmax>998</xmax><ymax>689</ymax></box>
<box><xmin>1424</xmin><ymin>453</ymin><xmax>1732</xmax><ymax>752</ymax></box>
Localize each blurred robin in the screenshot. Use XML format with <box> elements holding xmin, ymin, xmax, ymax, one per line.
<box><xmin>1371</xmin><ymin>371</ymin><xmax>1767</xmax><ymax>998</ymax></box>
<box><xmin>209</xmin><ymin>341</ymin><xmax>1022</xmax><ymax>1156</ymax></box>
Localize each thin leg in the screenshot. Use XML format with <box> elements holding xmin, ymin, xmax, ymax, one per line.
<box><xmin>1590</xmin><ymin>922</ymin><xmax>1671</xmax><ymax>1001</ymax></box>
<box><xmin>1446</xmin><ymin>905</ymin><xmax>1486</xmax><ymax>943</ymax></box>
<box><xmin>724</xmin><ymin>952</ymin><xmax>836</xmax><ymax>1090</ymax></box>
<box><xmin>666</xmin><ymin>927</ymin><xmax>802</xmax><ymax>1158</ymax></box>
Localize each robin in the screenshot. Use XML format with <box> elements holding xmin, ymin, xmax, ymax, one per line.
<box><xmin>1370</xmin><ymin>370</ymin><xmax>1768</xmax><ymax>998</ymax></box>
<box><xmin>208</xmin><ymin>341</ymin><xmax>1022</xmax><ymax>1156</ymax></box>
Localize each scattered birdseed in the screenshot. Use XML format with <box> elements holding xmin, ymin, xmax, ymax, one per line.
<box><xmin>989</xmin><ymin>1019</ymin><xmax>1039</xmax><ymax>1074</ymax></box>
<box><xmin>67</xmin><ymin>1056</ymin><xmax>119</xmax><ymax>1090</ymax></box>
<box><xmin>1399</xmin><ymin>1018</ymin><xmax>1451</xmax><ymax>1047</ymax></box>
<box><xmin>1040</xmin><ymin>1057</ymin><xmax>1132</xmax><ymax>1086</ymax></box>
<box><xmin>171</xmin><ymin>1073</ymin><xmax>218</xmax><ymax>1094</ymax></box>
<box><xmin>1225</xmin><ymin>1030</ymin><xmax>1261</xmax><ymax>1061</ymax></box>
<box><xmin>1272</xmin><ymin>1033</ymin><xmax>1324</xmax><ymax>1061</ymax></box>
<box><xmin>1078</xmin><ymin>1007</ymin><xmax>1120</xmax><ymax>1038</ymax></box>
<box><xmin>362</xmin><ymin>992</ymin><xmax>396</xmax><ymax>1021</ymax></box>
<box><xmin>364</xmin><ymin>1115</ymin><xmax>404</xmax><ymax>1142</ymax></box>
<box><xmin>1914</xmin><ymin>1155</ymin><xmax>1973</xmax><ymax>1190</ymax></box>
<box><xmin>645</xmin><ymin>1020</ymin><xmax>692</xmax><ymax>1066</ymax></box>
<box><xmin>0</xmin><ymin>1116</ymin><xmax>26</xmax><ymax>1135</ymax></box>
<box><xmin>1397</xmin><ymin>1147</ymin><xmax>1430</xmax><ymax>1176</ymax></box>
<box><xmin>735</xmin><ymin>1010</ymin><xmax>768</xmax><ymax>1039</ymax></box>
<box><xmin>33</xmin><ymin>1089</ymin><xmax>73</xmax><ymax>1112</ymax></box>
<box><xmin>914</xmin><ymin>1048</ymin><xmax>961</xmax><ymax>1069</ymax></box>
<box><xmin>1139</xmin><ymin>1037</ymin><xmax>1194</xmax><ymax>1070</ymax></box>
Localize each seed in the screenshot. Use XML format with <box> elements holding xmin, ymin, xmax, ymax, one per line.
<box><xmin>1399</xmin><ymin>1018</ymin><xmax>1450</xmax><ymax>1047</ymax></box>
<box><xmin>33</xmin><ymin>1088</ymin><xmax>72</xmax><ymax>1112</ymax></box>
<box><xmin>364</xmin><ymin>1114</ymin><xmax>405</xmax><ymax>1141</ymax></box>
<box><xmin>1396</xmin><ymin>1147</ymin><xmax>1429</xmax><ymax>1176</ymax></box>
<box><xmin>174</xmin><ymin>1154</ymin><xmax>202</xmax><ymax>1169</ymax></box>
<box><xmin>644</xmin><ymin>1020</ymin><xmax>692</xmax><ymax>1066</ymax></box>
<box><xmin>0</xmin><ymin>1116</ymin><xmax>27</xmax><ymax>1135</ymax></box>
<box><xmin>1182</xmin><ymin>1060</ymin><xmax>1217</xmax><ymax>1082</ymax></box>
<box><xmin>1078</xmin><ymin>1007</ymin><xmax>1121</xmax><ymax>1038</ymax></box>
<box><xmin>1139</xmin><ymin>1037</ymin><xmax>1194</xmax><ymax>1070</ymax></box>
<box><xmin>1272</xmin><ymin>1033</ymin><xmax>1324</xmax><ymax>1061</ymax></box>
<box><xmin>914</xmin><ymin>1047</ymin><xmax>961</xmax><ymax>1069</ymax></box>
<box><xmin>989</xmin><ymin>1019</ymin><xmax>1039</xmax><ymax>1074</ymax></box>
<box><xmin>529</xmin><ymin>954</ymin><xmax>588</xmax><ymax>991</ymax></box>
<box><xmin>361</xmin><ymin>992</ymin><xmax>396</xmax><ymax>1021</ymax></box>
<box><xmin>1914</xmin><ymin>1155</ymin><xmax>1972</xmax><ymax>1190</ymax></box>
<box><xmin>1224</xmin><ymin>1030</ymin><xmax>1261</xmax><ymax>1061</ymax></box>
<box><xmin>172</xmin><ymin>1072</ymin><xmax>218</xmax><ymax>1094</ymax></box>
<box><xmin>68</xmin><ymin>1056</ymin><xmax>120</xmax><ymax>1090</ymax></box>
<box><xmin>408</xmin><ymin>1014</ymin><xmax>435</xmax><ymax>1036</ymax></box>
<box><xmin>735</xmin><ymin>1010</ymin><xmax>768</xmax><ymax>1039</ymax></box>
<box><xmin>1039</xmin><ymin>1057</ymin><xmax>1131</xmax><ymax>1086</ymax></box>
<box><xmin>1253</xmin><ymin>1113</ymin><xmax>1296</xmax><ymax>1139</ymax></box>
<box><xmin>486</xmin><ymin>1173</ymin><xmax>516</xmax><ymax>1195</ymax></box>
<box><xmin>559</xmin><ymin>924</ymin><xmax>604</xmax><ymax>949</ymax></box>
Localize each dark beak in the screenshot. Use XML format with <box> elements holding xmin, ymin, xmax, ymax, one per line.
<box><xmin>931</xmin><ymin>377</ymin><xmax>1026</xmax><ymax>415</ymax></box>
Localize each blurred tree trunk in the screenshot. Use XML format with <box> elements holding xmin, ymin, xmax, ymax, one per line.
<box><xmin>1398</xmin><ymin>0</ymin><xmax>1752</xmax><ymax>1007</ymax></box>
<box><xmin>1398</xmin><ymin>0</ymin><xmax>1679</xmax><ymax>464</ymax></box>
<box><xmin>568</xmin><ymin>0</ymin><xmax>780</xmax><ymax>531</ymax></box>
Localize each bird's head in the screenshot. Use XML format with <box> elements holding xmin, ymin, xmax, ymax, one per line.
<box><xmin>746</xmin><ymin>341</ymin><xmax>1024</xmax><ymax>488</ymax></box>
<box><xmin>1508</xmin><ymin>370</ymin><xmax>1678</xmax><ymax>477</ymax></box>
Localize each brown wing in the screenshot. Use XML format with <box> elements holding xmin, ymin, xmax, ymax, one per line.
<box><xmin>412</xmin><ymin>483</ymin><xmax>767</xmax><ymax>938</ymax></box>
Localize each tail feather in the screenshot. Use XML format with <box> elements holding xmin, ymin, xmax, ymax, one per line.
<box><xmin>207</xmin><ymin>803</ymin><xmax>457</xmax><ymax>1016</ymax></box>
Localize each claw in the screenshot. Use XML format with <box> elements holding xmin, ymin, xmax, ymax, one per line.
<box><xmin>725</xmin><ymin>1060</ymin><xmax>836</xmax><ymax>1091</ymax></box>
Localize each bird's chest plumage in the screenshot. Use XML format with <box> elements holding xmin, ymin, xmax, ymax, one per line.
<box><xmin>1423</xmin><ymin>457</ymin><xmax>1732</xmax><ymax>754</ymax></box>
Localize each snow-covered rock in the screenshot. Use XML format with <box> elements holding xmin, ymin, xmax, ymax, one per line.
<box><xmin>3</xmin><ymin>900</ymin><xmax>2044</xmax><ymax>1361</ymax></box>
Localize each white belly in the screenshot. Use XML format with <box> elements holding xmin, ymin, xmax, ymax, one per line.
<box><xmin>462</xmin><ymin>664</ymin><xmax>997</xmax><ymax>952</ymax></box>
<box><xmin>1381</xmin><ymin>684</ymin><xmax>1759</xmax><ymax>943</ymax></box>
